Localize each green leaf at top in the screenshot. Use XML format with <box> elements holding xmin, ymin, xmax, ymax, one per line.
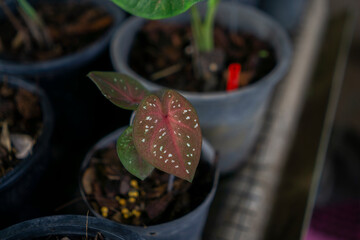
<box><xmin>88</xmin><ymin>72</ymin><xmax>149</xmax><ymax>110</ymax></box>
<box><xmin>111</xmin><ymin>0</ymin><xmax>203</xmax><ymax>20</ymax></box>
<box><xmin>117</xmin><ymin>126</ymin><xmax>155</xmax><ymax>180</ymax></box>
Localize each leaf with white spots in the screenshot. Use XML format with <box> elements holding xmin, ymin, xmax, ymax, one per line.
<box><xmin>133</xmin><ymin>90</ymin><xmax>202</xmax><ymax>182</ymax></box>
<box><xmin>88</xmin><ymin>72</ymin><xmax>149</xmax><ymax>110</ymax></box>
<box><xmin>117</xmin><ymin>126</ymin><xmax>154</xmax><ymax>180</ymax></box>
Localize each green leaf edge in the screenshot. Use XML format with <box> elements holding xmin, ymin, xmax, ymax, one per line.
<box><xmin>116</xmin><ymin>126</ymin><xmax>154</xmax><ymax>180</ymax></box>
<box><xmin>111</xmin><ymin>0</ymin><xmax>203</xmax><ymax>20</ymax></box>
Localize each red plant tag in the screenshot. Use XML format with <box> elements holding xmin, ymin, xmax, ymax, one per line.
<box><xmin>88</xmin><ymin>72</ymin><xmax>149</xmax><ymax>110</ymax></box>
<box><xmin>226</xmin><ymin>63</ymin><xmax>242</xmax><ymax>91</ymax></box>
<box><xmin>132</xmin><ymin>90</ymin><xmax>202</xmax><ymax>182</ymax></box>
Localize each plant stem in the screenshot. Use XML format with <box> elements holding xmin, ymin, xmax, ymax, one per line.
<box><xmin>190</xmin><ymin>0</ymin><xmax>219</xmax><ymax>52</ymax></box>
<box><xmin>167</xmin><ymin>174</ymin><xmax>175</xmax><ymax>193</ymax></box>
<box><xmin>18</xmin><ymin>0</ymin><xmax>42</xmax><ymax>25</ymax></box>
<box><xmin>190</xmin><ymin>6</ymin><xmax>202</xmax><ymax>51</ymax></box>
<box><xmin>202</xmin><ymin>0</ymin><xmax>219</xmax><ymax>51</ymax></box>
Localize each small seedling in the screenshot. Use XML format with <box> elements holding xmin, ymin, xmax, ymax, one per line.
<box><xmin>88</xmin><ymin>72</ymin><xmax>202</xmax><ymax>183</ymax></box>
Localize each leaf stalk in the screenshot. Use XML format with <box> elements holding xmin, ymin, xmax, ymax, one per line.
<box><xmin>190</xmin><ymin>0</ymin><xmax>219</xmax><ymax>52</ymax></box>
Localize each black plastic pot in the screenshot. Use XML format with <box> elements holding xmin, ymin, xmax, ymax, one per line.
<box><xmin>0</xmin><ymin>0</ymin><xmax>131</xmax><ymax>194</ymax></box>
<box><xmin>0</xmin><ymin>0</ymin><xmax>125</xmax><ymax>81</ymax></box>
<box><xmin>0</xmin><ymin>76</ymin><xmax>53</xmax><ymax>222</ymax></box>
<box><xmin>0</xmin><ymin>215</ymin><xmax>141</xmax><ymax>239</ymax></box>
<box><xmin>110</xmin><ymin>2</ymin><xmax>292</xmax><ymax>174</ymax></box>
<box><xmin>0</xmin><ymin>0</ymin><xmax>128</xmax><ymax>142</ymax></box>
<box><xmin>79</xmin><ymin>127</ymin><xmax>219</xmax><ymax>240</ymax></box>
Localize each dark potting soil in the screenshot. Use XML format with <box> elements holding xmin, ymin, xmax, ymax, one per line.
<box><xmin>0</xmin><ymin>1</ymin><xmax>113</xmax><ymax>62</ymax></box>
<box><xmin>32</xmin><ymin>232</ymin><xmax>105</xmax><ymax>240</ymax></box>
<box><xmin>82</xmin><ymin>144</ymin><xmax>214</xmax><ymax>226</ymax></box>
<box><xmin>0</xmin><ymin>81</ymin><xmax>42</xmax><ymax>178</ymax></box>
<box><xmin>130</xmin><ymin>21</ymin><xmax>277</xmax><ymax>92</ymax></box>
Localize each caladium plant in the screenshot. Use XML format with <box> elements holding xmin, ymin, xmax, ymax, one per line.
<box><xmin>88</xmin><ymin>71</ymin><xmax>202</xmax><ymax>182</ymax></box>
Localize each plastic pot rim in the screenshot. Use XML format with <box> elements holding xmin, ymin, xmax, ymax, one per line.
<box><xmin>0</xmin><ymin>214</ymin><xmax>141</xmax><ymax>239</ymax></box>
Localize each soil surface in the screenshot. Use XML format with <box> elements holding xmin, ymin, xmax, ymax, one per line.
<box><xmin>0</xmin><ymin>1</ymin><xmax>113</xmax><ymax>62</ymax></box>
<box><xmin>0</xmin><ymin>81</ymin><xmax>43</xmax><ymax>178</ymax></box>
<box><xmin>130</xmin><ymin>21</ymin><xmax>277</xmax><ymax>92</ymax></box>
<box><xmin>82</xmin><ymin>144</ymin><xmax>214</xmax><ymax>226</ymax></box>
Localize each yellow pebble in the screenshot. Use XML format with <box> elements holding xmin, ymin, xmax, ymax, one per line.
<box><xmin>128</xmin><ymin>197</ymin><xmax>136</xmax><ymax>203</ymax></box>
<box><xmin>100</xmin><ymin>206</ymin><xmax>109</xmax><ymax>218</ymax></box>
<box><xmin>118</xmin><ymin>198</ymin><xmax>126</xmax><ymax>206</ymax></box>
<box><xmin>130</xmin><ymin>180</ymin><xmax>139</xmax><ymax>189</ymax></box>
<box><xmin>121</xmin><ymin>208</ymin><xmax>130</xmax><ymax>215</ymax></box>
<box><xmin>132</xmin><ymin>209</ymin><xmax>141</xmax><ymax>218</ymax></box>
<box><xmin>115</xmin><ymin>196</ymin><xmax>121</xmax><ymax>201</ymax></box>
<box><xmin>128</xmin><ymin>190</ymin><xmax>139</xmax><ymax>198</ymax></box>
<box><xmin>121</xmin><ymin>208</ymin><xmax>132</xmax><ymax>219</ymax></box>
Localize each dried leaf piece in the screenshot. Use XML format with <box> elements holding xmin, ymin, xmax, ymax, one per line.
<box><xmin>0</xmin><ymin>83</ymin><xmax>14</xmax><ymax>97</ymax></box>
<box><xmin>11</xmin><ymin>31</ymin><xmax>26</xmax><ymax>50</ymax></box>
<box><xmin>0</xmin><ymin>122</ymin><xmax>11</xmax><ymax>152</ymax></box>
<box><xmin>146</xmin><ymin>193</ymin><xmax>173</xmax><ymax>219</ymax></box>
<box><xmin>0</xmin><ymin>145</ymin><xmax>8</xmax><ymax>160</ymax></box>
<box><xmin>64</xmin><ymin>16</ymin><xmax>113</xmax><ymax>35</ymax></box>
<box><xmin>119</xmin><ymin>175</ymin><xmax>130</xmax><ymax>195</ymax></box>
<box><xmin>10</xmin><ymin>134</ymin><xmax>34</xmax><ymax>159</ymax></box>
<box><xmin>95</xmin><ymin>232</ymin><xmax>105</xmax><ymax>240</ymax></box>
<box><xmin>133</xmin><ymin>90</ymin><xmax>202</xmax><ymax>182</ymax></box>
<box><xmin>15</xmin><ymin>89</ymin><xmax>41</xmax><ymax>120</ymax></box>
<box><xmin>239</xmin><ymin>70</ymin><xmax>255</xmax><ymax>87</ymax></box>
<box><xmin>0</xmin><ymin>101</ymin><xmax>15</xmax><ymax>123</ymax></box>
<box><xmin>93</xmin><ymin>183</ymin><xmax>118</xmax><ymax>208</ymax></box>
<box><xmin>82</xmin><ymin>166</ymin><xmax>96</xmax><ymax>194</ymax></box>
<box><xmin>146</xmin><ymin>184</ymin><xmax>167</xmax><ymax>199</ymax></box>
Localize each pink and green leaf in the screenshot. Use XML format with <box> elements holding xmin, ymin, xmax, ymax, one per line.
<box><xmin>132</xmin><ymin>90</ymin><xmax>202</xmax><ymax>182</ymax></box>
<box><xmin>117</xmin><ymin>126</ymin><xmax>154</xmax><ymax>180</ymax></box>
<box><xmin>88</xmin><ymin>71</ymin><xmax>149</xmax><ymax>110</ymax></box>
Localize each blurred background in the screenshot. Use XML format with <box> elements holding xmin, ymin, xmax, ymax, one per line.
<box><xmin>263</xmin><ymin>0</ymin><xmax>360</xmax><ymax>239</ymax></box>
<box><xmin>305</xmin><ymin>0</ymin><xmax>360</xmax><ymax>238</ymax></box>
